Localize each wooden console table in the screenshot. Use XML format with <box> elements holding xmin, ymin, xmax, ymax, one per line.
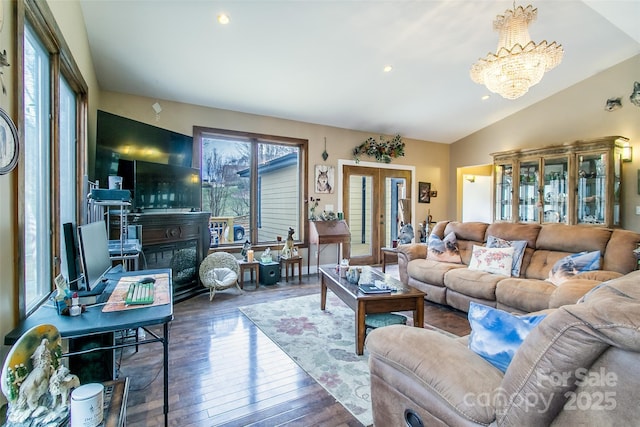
<box><xmin>308</xmin><ymin>220</ymin><xmax>351</xmax><ymax>276</ymax></box>
<box><xmin>380</xmin><ymin>247</ymin><xmax>399</xmax><ymax>273</ymax></box>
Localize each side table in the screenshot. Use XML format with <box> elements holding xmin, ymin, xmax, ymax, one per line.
<box><xmin>280</xmin><ymin>256</ymin><xmax>303</xmax><ymax>282</ymax></box>
<box><xmin>237</xmin><ymin>260</ymin><xmax>260</xmax><ymax>288</ymax></box>
<box><xmin>380</xmin><ymin>247</ymin><xmax>399</xmax><ymax>273</ymax></box>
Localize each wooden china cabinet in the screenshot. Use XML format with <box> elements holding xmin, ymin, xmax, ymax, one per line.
<box><xmin>492</xmin><ymin>136</ymin><xmax>628</xmax><ymax>227</ymax></box>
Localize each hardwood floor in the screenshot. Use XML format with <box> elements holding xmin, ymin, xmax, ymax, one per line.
<box><xmin>117</xmin><ymin>268</ymin><xmax>470</xmax><ymax>427</ymax></box>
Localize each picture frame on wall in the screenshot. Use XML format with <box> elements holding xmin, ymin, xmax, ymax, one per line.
<box><xmin>315</xmin><ymin>165</ymin><xmax>335</xmax><ymax>194</ymax></box>
<box><xmin>419</xmin><ymin>182</ymin><xmax>431</xmax><ymax>203</ymax></box>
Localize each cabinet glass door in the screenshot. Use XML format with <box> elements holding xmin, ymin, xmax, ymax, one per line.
<box><xmin>542</xmin><ymin>157</ymin><xmax>569</xmax><ymax>223</ymax></box>
<box><xmin>613</xmin><ymin>148</ymin><xmax>622</xmax><ymax>226</ymax></box>
<box><xmin>519</xmin><ymin>160</ymin><xmax>540</xmax><ymax>222</ymax></box>
<box><xmin>495</xmin><ymin>163</ymin><xmax>513</xmax><ymax>221</ymax></box>
<box><xmin>576</xmin><ymin>153</ymin><xmax>606</xmax><ymax>225</ymax></box>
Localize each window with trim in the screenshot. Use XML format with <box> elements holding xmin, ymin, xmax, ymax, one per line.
<box><xmin>193</xmin><ymin>127</ymin><xmax>308</xmax><ymax>248</ymax></box>
<box><xmin>19</xmin><ymin>0</ymin><xmax>88</xmax><ymax>316</ymax></box>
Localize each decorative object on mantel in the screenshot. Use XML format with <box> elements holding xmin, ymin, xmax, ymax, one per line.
<box><xmin>353</xmin><ymin>134</ymin><xmax>404</xmax><ymax>163</ymax></box>
<box><xmin>630</xmin><ymin>81</ymin><xmax>640</xmax><ymax>108</ymax></box>
<box><xmin>605</xmin><ymin>97</ymin><xmax>622</xmax><ymax>112</ymax></box>
<box><xmin>321</xmin><ymin>136</ymin><xmax>329</xmax><ymax>161</ymax></box>
<box><xmin>470</xmin><ymin>3</ymin><xmax>563</xmax><ymax>100</ymax></box>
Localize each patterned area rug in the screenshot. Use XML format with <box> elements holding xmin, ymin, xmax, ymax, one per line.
<box><xmin>239</xmin><ymin>292</ymin><xmax>458</xmax><ymax>426</ymax></box>
<box><xmin>240</xmin><ymin>293</ymin><xmax>374</xmax><ymax>425</ymax></box>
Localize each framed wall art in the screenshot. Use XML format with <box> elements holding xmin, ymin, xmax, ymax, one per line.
<box><xmin>419</xmin><ymin>182</ymin><xmax>431</xmax><ymax>203</ymax></box>
<box><xmin>315</xmin><ymin>165</ymin><xmax>334</xmax><ymax>194</ymax></box>
<box><xmin>0</xmin><ymin>108</ymin><xmax>19</xmax><ymax>175</ymax></box>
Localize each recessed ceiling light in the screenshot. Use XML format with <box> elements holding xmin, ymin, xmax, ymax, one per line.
<box><xmin>218</xmin><ymin>13</ymin><xmax>230</xmax><ymax>25</ymax></box>
<box><xmin>481</xmin><ymin>95</ymin><xmax>490</xmax><ymax>101</ymax></box>
<box><xmin>383</xmin><ymin>65</ymin><xmax>393</xmax><ymax>73</ymax></box>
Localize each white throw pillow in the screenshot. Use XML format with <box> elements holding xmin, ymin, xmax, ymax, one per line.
<box><xmin>468</xmin><ymin>245</ymin><xmax>514</xmax><ymax>276</ymax></box>
<box><xmin>211</xmin><ymin>267</ymin><xmax>238</xmax><ymax>286</ymax></box>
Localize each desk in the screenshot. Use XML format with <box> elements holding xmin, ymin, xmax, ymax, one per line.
<box><xmin>280</xmin><ymin>256</ymin><xmax>302</xmax><ymax>282</ymax></box>
<box><xmin>237</xmin><ymin>260</ymin><xmax>260</xmax><ymax>288</ymax></box>
<box><xmin>4</xmin><ymin>269</ymin><xmax>173</xmax><ymax>427</ymax></box>
<box><xmin>308</xmin><ymin>220</ymin><xmax>351</xmax><ymax>276</ymax></box>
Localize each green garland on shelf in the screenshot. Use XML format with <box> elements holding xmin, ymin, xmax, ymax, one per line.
<box><xmin>353</xmin><ymin>134</ymin><xmax>405</xmax><ymax>163</ymax></box>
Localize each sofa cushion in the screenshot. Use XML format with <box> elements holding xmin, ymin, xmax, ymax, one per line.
<box><xmin>407</xmin><ymin>259</ymin><xmax>465</xmax><ymax>288</ymax></box>
<box><xmin>486</xmin><ymin>236</ymin><xmax>527</xmax><ymax>277</ymax></box>
<box><xmin>547</xmin><ymin>250</ymin><xmax>601</xmax><ymax>285</ymax></box>
<box><xmin>485</xmin><ymin>222</ymin><xmax>541</xmax><ymax>250</ymax></box>
<box><xmin>603</xmin><ymin>229</ymin><xmax>640</xmax><ymax>274</ymax></box>
<box><xmin>445</xmin><ymin>268</ymin><xmax>504</xmax><ymax>300</ymax></box>
<box><xmin>535</xmin><ymin>223</ymin><xmax>611</xmax><ymax>254</ymax></box>
<box><xmin>467</xmin><ymin>302</ymin><xmax>547</xmax><ymax>372</ymax></box>
<box><xmin>468</xmin><ymin>245</ymin><xmax>514</xmax><ymax>276</ymax></box>
<box><xmin>525</xmin><ymin>250</ymin><xmax>574</xmax><ymax>280</ymax></box>
<box><xmin>495</xmin><ymin>278</ymin><xmax>556</xmax><ymax>313</ymax></box>
<box><xmin>427</xmin><ymin>231</ymin><xmax>462</xmax><ymax>264</ymax></box>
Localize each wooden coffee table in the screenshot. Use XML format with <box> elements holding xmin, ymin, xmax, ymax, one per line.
<box><xmin>319</xmin><ymin>266</ymin><xmax>425</xmax><ymax>355</ymax></box>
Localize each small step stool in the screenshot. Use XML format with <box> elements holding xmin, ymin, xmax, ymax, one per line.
<box><xmin>365</xmin><ymin>313</ymin><xmax>407</xmax><ymax>331</ymax></box>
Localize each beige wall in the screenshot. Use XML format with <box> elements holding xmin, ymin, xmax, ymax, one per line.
<box><xmin>98</xmin><ymin>91</ymin><xmax>451</xmax><ymax>232</ymax></box>
<box><xmin>450</xmin><ymin>55</ymin><xmax>640</xmax><ymax>232</ymax></box>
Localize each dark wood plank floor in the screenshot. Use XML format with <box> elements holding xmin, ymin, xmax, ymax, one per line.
<box><xmin>117</xmin><ymin>267</ymin><xmax>470</xmax><ymax>427</ymax></box>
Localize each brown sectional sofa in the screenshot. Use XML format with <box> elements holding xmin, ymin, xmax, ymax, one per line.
<box><xmin>397</xmin><ymin>221</ymin><xmax>640</xmax><ymax>314</ymax></box>
<box><xmin>366</xmin><ymin>270</ymin><xmax>640</xmax><ymax>426</ymax></box>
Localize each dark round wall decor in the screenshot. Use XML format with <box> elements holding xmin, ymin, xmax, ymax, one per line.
<box><xmin>0</xmin><ymin>108</ymin><xmax>19</xmax><ymax>175</ymax></box>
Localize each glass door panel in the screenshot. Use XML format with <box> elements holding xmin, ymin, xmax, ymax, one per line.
<box><xmin>542</xmin><ymin>157</ymin><xmax>568</xmax><ymax>223</ymax></box>
<box><xmin>494</xmin><ymin>163</ymin><xmax>513</xmax><ymax>222</ymax></box>
<box><xmin>343</xmin><ymin>165</ymin><xmax>411</xmax><ymax>265</ymax></box>
<box><xmin>519</xmin><ymin>160</ymin><xmax>540</xmax><ymax>222</ymax></box>
<box><xmin>347</xmin><ymin>174</ymin><xmax>374</xmax><ymax>260</ymax></box>
<box><xmin>577</xmin><ymin>153</ymin><xmax>606</xmax><ymax>225</ymax></box>
<box><xmin>613</xmin><ymin>148</ymin><xmax>622</xmax><ymax>226</ymax></box>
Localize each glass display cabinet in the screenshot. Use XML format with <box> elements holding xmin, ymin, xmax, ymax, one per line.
<box><xmin>492</xmin><ymin>136</ymin><xmax>627</xmax><ymax>227</ymax></box>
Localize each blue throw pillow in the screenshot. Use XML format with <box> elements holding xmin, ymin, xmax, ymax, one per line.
<box><xmin>486</xmin><ymin>235</ymin><xmax>528</xmax><ymax>277</ymax></box>
<box><xmin>468</xmin><ymin>302</ymin><xmax>546</xmax><ymax>372</ymax></box>
<box><xmin>548</xmin><ymin>250</ymin><xmax>601</xmax><ymax>286</ymax></box>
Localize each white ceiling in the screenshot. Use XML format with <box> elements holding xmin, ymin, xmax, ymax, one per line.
<box><xmin>79</xmin><ymin>0</ymin><xmax>640</xmax><ymax>144</ymax></box>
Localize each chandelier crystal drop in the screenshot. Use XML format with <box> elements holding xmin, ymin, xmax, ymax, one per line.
<box><xmin>470</xmin><ymin>4</ymin><xmax>563</xmax><ymax>100</ymax></box>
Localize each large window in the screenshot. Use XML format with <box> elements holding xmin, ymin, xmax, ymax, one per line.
<box><xmin>19</xmin><ymin>1</ymin><xmax>88</xmax><ymax>316</ymax></box>
<box><xmin>194</xmin><ymin>128</ymin><xmax>308</xmax><ymax>248</ymax></box>
<box><xmin>23</xmin><ymin>23</ymin><xmax>51</xmax><ymax>311</ymax></box>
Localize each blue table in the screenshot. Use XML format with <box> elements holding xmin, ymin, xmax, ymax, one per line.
<box><xmin>4</xmin><ymin>269</ymin><xmax>173</xmax><ymax>427</ymax></box>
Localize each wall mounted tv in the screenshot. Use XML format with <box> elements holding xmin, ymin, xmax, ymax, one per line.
<box><xmin>117</xmin><ymin>159</ymin><xmax>201</xmax><ymax>211</ymax></box>
<box><xmin>94</xmin><ymin>110</ymin><xmax>194</xmax><ymax>188</ymax></box>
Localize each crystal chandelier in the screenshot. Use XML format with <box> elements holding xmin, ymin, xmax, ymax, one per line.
<box><xmin>470</xmin><ymin>3</ymin><xmax>563</xmax><ymax>100</ymax></box>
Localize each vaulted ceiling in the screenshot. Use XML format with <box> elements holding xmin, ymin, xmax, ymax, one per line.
<box><xmin>80</xmin><ymin>1</ymin><xmax>640</xmax><ymax>143</ymax></box>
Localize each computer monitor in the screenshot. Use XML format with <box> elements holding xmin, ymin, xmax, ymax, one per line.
<box><xmin>77</xmin><ymin>221</ymin><xmax>113</xmax><ymax>294</ymax></box>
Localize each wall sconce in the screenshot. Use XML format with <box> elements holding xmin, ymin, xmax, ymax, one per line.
<box><xmin>622</xmin><ymin>145</ymin><xmax>633</xmax><ymax>162</ymax></box>
<box><xmin>464</xmin><ymin>175</ymin><xmax>476</xmax><ymax>183</ymax></box>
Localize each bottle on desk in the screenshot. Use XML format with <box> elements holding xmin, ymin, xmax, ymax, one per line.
<box><xmin>70</xmin><ymin>292</ymin><xmax>81</xmax><ymax>317</ymax></box>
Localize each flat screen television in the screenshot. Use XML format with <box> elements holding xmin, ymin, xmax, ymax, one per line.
<box><xmin>117</xmin><ymin>159</ymin><xmax>201</xmax><ymax>211</ymax></box>
<box><xmin>94</xmin><ymin>110</ymin><xmax>194</xmax><ymax>188</ymax></box>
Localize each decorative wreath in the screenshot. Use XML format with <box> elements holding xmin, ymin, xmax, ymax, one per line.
<box><xmin>353</xmin><ymin>134</ymin><xmax>405</xmax><ymax>163</ymax></box>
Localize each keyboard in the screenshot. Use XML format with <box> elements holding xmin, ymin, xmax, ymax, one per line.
<box><xmin>125</xmin><ymin>281</ymin><xmax>155</xmax><ymax>305</ymax></box>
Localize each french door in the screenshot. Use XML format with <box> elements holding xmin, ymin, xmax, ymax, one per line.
<box><xmin>343</xmin><ymin>165</ymin><xmax>411</xmax><ymax>265</ymax></box>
